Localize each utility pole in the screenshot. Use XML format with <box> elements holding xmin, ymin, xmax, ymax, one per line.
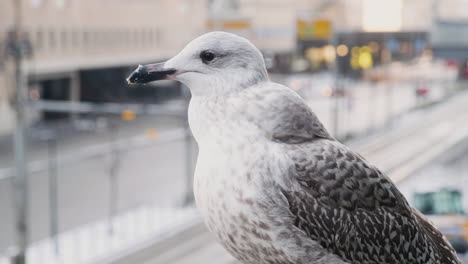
<box><xmin>10</xmin><ymin>0</ymin><xmax>29</xmax><ymax>263</ymax></box>
<box><xmin>46</xmin><ymin>134</ymin><xmax>59</xmax><ymax>254</ymax></box>
<box><xmin>108</xmin><ymin>118</ymin><xmax>120</xmax><ymax>235</ymax></box>
<box><xmin>382</xmin><ymin>33</ymin><xmax>392</xmax><ymax>128</ymax></box>
<box><xmin>331</xmin><ymin>33</ymin><xmax>340</xmax><ymax>139</ymax></box>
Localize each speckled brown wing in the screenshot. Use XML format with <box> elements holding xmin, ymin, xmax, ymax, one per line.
<box><xmin>280</xmin><ymin>140</ymin><xmax>461</xmax><ymax>264</ymax></box>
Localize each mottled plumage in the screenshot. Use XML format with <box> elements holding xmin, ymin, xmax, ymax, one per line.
<box><xmin>127</xmin><ymin>31</ymin><xmax>461</xmax><ymax>264</ymax></box>
<box><xmin>282</xmin><ymin>140</ymin><xmax>459</xmax><ymax>263</ymax></box>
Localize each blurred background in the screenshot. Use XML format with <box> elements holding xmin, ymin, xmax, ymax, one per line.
<box><xmin>0</xmin><ymin>0</ymin><xmax>468</xmax><ymax>263</ymax></box>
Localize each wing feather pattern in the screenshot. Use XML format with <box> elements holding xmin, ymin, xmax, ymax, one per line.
<box><xmin>249</xmin><ymin>84</ymin><xmax>460</xmax><ymax>263</ymax></box>
<box><xmin>280</xmin><ymin>140</ymin><xmax>460</xmax><ymax>264</ymax></box>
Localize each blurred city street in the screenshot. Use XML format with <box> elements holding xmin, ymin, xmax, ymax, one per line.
<box><xmin>1</xmin><ymin>0</ymin><xmax>468</xmax><ymax>263</ymax></box>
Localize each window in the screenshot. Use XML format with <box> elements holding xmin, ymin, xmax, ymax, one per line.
<box><xmin>154</xmin><ymin>29</ymin><xmax>160</xmax><ymax>45</ymax></box>
<box><xmin>157</xmin><ymin>29</ymin><xmax>163</xmax><ymax>46</ymax></box>
<box><xmin>61</xmin><ymin>30</ymin><xmax>67</xmax><ymax>50</ymax></box>
<box><xmin>36</xmin><ymin>30</ymin><xmax>43</xmax><ymax>50</ymax></box>
<box><xmin>133</xmin><ymin>29</ymin><xmax>139</xmax><ymax>46</ymax></box>
<box><xmin>142</xmin><ymin>29</ymin><xmax>147</xmax><ymax>46</ymax></box>
<box><xmin>126</xmin><ymin>29</ymin><xmax>132</xmax><ymax>46</ymax></box>
<box><xmin>118</xmin><ymin>30</ymin><xmax>124</xmax><ymax>47</ymax></box>
<box><xmin>149</xmin><ymin>29</ymin><xmax>154</xmax><ymax>44</ymax></box>
<box><xmin>92</xmin><ymin>31</ymin><xmax>99</xmax><ymax>47</ymax></box>
<box><xmin>83</xmin><ymin>31</ymin><xmax>89</xmax><ymax>47</ymax></box>
<box><xmin>71</xmin><ymin>30</ymin><xmax>79</xmax><ymax>49</ymax></box>
<box><xmin>49</xmin><ymin>30</ymin><xmax>56</xmax><ymax>50</ymax></box>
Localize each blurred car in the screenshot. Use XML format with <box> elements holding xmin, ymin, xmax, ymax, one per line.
<box><xmin>415</xmin><ymin>85</ymin><xmax>429</xmax><ymax>97</ymax></box>
<box><xmin>413</xmin><ymin>189</ymin><xmax>468</xmax><ymax>254</ymax></box>
<box><xmin>413</xmin><ymin>188</ymin><xmax>468</xmax><ymax>254</ymax></box>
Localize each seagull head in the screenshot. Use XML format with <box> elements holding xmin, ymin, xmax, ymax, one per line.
<box><xmin>127</xmin><ymin>31</ymin><xmax>269</xmax><ymax>96</ymax></box>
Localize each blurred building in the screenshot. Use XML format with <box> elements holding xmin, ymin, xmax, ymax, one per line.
<box><xmin>1</xmin><ymin>0</ymin><xmax>468</xmax><ymax>134</ymax></box>
<box><xmin>431</xmin><ymin>0</ymin><xmax>468</xmax><ymax>65</ymax></box>
<box><xmin>207</xmin><ymin>0</ymin><xmax>297</xmax><ymax>72</ymax></box>
<box><xmin>298</xmin><ymin>0</ymin><xmax>468</xmax><ymax>76</ymax></box>
<box><xmin>0</xmin><ymin>0</ymin><xmax>207</xmax><ymax>133</ymax></box>
<box><xmin>206</xmin><ymin>0</ymin><xmax>437</xmax><ymax>74</ymax></box>
<box><xmin>295</xmin><ymin>0</ymin><xmax>433</xmax><ymax>74</ymax></box>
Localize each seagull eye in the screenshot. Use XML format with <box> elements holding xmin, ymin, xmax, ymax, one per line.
<box><xmin>200</xmin><ymin>51</ymin><xmax>216</xmax><ymax>63</ymax></box>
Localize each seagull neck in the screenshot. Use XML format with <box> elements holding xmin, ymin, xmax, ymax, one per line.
<box><xmin>188</xmin><ymin>94</ymin><xmax>263</xmax><ymax>145</ymax></box>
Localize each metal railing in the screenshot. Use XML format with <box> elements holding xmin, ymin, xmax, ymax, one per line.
<box><xmin>0</xmin><ymin>100</ymin><xmax>199</xmax><ymax>264</ymax></box>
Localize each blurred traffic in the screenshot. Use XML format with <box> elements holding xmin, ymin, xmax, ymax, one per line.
<box><xmin>1</xmin><ymin>0</ymin><xmax>468</xmax><ymax>263</ymax></box>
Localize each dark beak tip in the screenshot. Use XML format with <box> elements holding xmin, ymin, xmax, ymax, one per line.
<box><xmin>126</xmin><ymin>63</ymin><xmax>176</xmax><ymax>84</ymax></box>
<box><xmin>126</xmin><ymin>68</ymin><xmax>146</xmax><ymax>84</ymax></box>
<box><xmin>126</xmin><ymin>72</ymin><xmax>139</xmax><ymax>84</ymax></box>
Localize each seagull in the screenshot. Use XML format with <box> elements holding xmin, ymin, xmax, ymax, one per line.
<box><xmin>127</xmin><ymin>32</ymin><xmax>461</xmax><ymax>264</ymax></box>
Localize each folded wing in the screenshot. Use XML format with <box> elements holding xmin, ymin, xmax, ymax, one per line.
<box><xmin>281</xmin><ymin>140</ymin><xmax>460</xmax><ymax>263</ymax></box>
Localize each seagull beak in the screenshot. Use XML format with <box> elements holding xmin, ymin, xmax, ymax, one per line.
<box><xmin>126</xmin><ymin>62</ymin><xmax>177</xmax><ymax>84</ymax></box>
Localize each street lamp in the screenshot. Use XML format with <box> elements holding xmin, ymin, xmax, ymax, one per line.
<box><xmin>7</xmin><ymin>0</ymin><xmax>32</xmax><ymax>263</ymax></box>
